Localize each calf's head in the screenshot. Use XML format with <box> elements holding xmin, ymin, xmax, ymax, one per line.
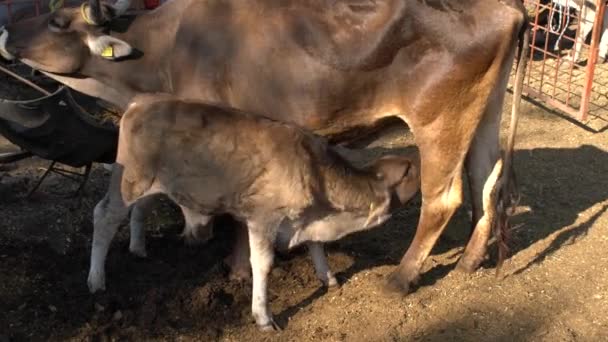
<box><xmin>283</xmin><ymin>153</ymin><xmax>420</xmax><ymax>249</ymax></box>
<box><xmin>0</xmin><ymin>0</ymin><xmax>133</xmax><ymax>73</ymax></box>
<box><xmin>367</xmin><ymin>154</ymin><xmax>420</xmax><ymax>207</ymax></box>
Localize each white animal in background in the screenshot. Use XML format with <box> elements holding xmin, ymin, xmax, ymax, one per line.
<box><xmin>552</xmin><ymin>0</ymin><xmax>608</xmax><ymax>63</ymax></box>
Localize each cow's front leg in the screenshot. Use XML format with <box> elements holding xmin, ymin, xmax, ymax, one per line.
<box><xmin>307</xmin><ymin>242</ymin><xmax>338</xmax><ymax>287</ymax></box>
<box><xmin>386</xmin><ymin>120</ymin><xmax>467</xmax><ymax>294</ymax></box>
<box><xmin>247</xmin><ymin>221</ymin><xmax>280</xmax><ymax>331</ymax></box>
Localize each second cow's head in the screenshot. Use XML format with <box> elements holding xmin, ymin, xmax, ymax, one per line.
<box><xmin>0</xmin><ymin>0</ymin><xmax>134</xmax><ymax>73</ymax></box>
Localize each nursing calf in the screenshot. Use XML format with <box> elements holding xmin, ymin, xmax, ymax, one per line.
<box><xmin>87</xmin><ymin>95</ymin><xmax>419</xmax><ymax>331</ymax></box>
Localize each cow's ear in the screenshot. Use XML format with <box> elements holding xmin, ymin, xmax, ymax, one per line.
<box><xmin>87</xmin><ymin>35</ymin><xmax>133</xmax><ymax>60</ymax></box>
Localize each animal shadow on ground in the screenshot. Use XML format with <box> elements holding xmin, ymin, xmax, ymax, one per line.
<box><xmin>308</xmin><ymin>143</ymin><xmax>608</xmax><ymax>299</ymax></box>
<box><xmin>0</xmin><ymin>144</ymin><xmax>606</xmax><ymax>338</ymax></box>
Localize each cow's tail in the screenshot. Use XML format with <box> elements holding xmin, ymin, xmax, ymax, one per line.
<box><xmin>495</xmin><ymin>15</ymin><xmax>530</xmax><ymax>277</ymax></box>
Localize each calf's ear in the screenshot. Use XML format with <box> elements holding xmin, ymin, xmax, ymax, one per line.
<box><xmin>87</xmin><ymin>35</ymin><xmax>133</xmax><ymax>60</ymax></box>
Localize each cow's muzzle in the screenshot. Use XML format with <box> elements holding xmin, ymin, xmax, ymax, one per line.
<box><xmin>0</xmin><ymin>27</ymin><xmax>16</xmax><ymax>61</ymax></box>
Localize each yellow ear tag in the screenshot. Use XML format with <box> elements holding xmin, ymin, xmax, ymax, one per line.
<box><xmin>101</xmin><ymin>46</ymin><xmax>114</xmax><ymax>58</ymax></box>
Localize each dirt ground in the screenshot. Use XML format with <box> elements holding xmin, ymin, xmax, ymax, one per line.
<box><xmin>1</xmin><ymin>85</ymin><xmax>608</xmax><ymax>342</ymax></box>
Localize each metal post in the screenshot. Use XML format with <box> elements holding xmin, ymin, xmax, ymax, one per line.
<box><xmin>579</xmin><ymin>0</ymin><xmax>606</xmax><ymax>121</ymax></box>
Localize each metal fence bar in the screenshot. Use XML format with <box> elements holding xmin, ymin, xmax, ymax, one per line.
<box><xmin>579</xmin><ymin>0</ymin><xmax>607</xmax><ymax>121</ymax></box>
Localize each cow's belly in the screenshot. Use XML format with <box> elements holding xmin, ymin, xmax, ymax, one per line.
<box><xmin>225</xmin><ymin>59</ymin><xmax>402</xmax><ymax>138</ymax></box>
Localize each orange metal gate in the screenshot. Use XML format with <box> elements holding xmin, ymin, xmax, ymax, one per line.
<box><xmin>522</xmin><ymin>0</ymin><xmax>607</xmax><ymax>126</ymax></box>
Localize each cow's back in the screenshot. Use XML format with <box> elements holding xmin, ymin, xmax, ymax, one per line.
<box><xmin>167</xmin><ymin>0</ymin><xmax>526</xmax><ymax>137</ymax></box>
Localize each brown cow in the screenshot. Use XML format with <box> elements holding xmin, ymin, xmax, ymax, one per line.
<box><xmin>88</xmin><ymin>94</ymin><xmax>420</xmax><ymax>330</ymax></box>
<box><xmin>0</xmin><ymin>0</ymin><xmax>530</xmax><ymax>293</ymax></box>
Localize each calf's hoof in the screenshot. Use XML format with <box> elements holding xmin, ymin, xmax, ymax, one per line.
<box><xmin>257</xmin><ymin>318</ymin><xmax>282</xmax><ymax>332</ymax></box>
<box><xmin>224</xmin><ymin>251</ymin><xmax>252</xmax><ymax>281</ymax></box>
<box><xmin>129</xmin><ymin>245</ymin><xmax>147</xmax><ymax>258</ymax></box>
<box><xmin>326</xmin><ymin>275</ymin><xmax>339</xmax><ymax>288</ymax></box>
<box><xmin>318</xmin><ymin>273</ymin><xmax>339</xmax><ymax>288</ymax></box>
<box><xmin>87</xmin><ymin>272</ymin><xmax>106</xmax><ymax>294</ymax></box>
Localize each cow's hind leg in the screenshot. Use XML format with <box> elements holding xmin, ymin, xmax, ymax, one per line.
<box><xmin>458</xmin><ymin>94</ymin><xmax>505</xmax><ymax>272</ymax></box>
<box><xmin>386</xmin><ymin>132</ymin><xmax>467</xmax><ymax>294</ymax></box>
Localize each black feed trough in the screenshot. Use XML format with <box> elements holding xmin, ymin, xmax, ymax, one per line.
<box><xmin>0</xmin><ymin>86</ymin><xmax>119</xmax><ymax>195</ymax></box>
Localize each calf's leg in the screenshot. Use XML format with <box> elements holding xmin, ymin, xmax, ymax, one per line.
<box><xmin>308</xmin><ymin>242</ymin><xmax>338</xmax><ymax>287</ymax></box>
<box><xmin>129</xmin><ymin>198</ymin><xmax>214</xmax><ymax>257</ymax></box>
<box><xmin>225</xmin><ymin>223</ymin><xmax>252</xmax><ymax>281</ymax></box>
<box><xmin>128</xmin><ymin>196</ymin><xmax>156</xmax><ymax>257</ymax></box>
<box><xmin>248</xmin><ymin>221</ymin><xmax>280</xmax><ymax>331</ymax></box>
<box><xmin>88</xmin><ymin>191</ymin><xmax>130</xmax><ymax>293</ymax></box>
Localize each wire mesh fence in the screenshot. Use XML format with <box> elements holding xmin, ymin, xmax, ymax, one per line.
<box><xmin>521</xmin><ymin>0</ymin><xmax>607</xmax><ymax>129</ymax></box>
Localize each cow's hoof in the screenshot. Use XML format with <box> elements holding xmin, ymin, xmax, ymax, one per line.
<box><xmin>384</xmin><ymin>270</ymin><xmax>413</xmax><ymax>295</ymax></box>
<box><xmin>258</xmin><ymin>318</ymin><xmax>282</xmax><ymax>332</ymax></box>
<box><xmin>455</xmin><ymin>257</ymin><xmax>481</xmax><ymax>274</ymax></box>
<box><xmin>87</xmin><ymin>273</ymin><xmax>106</xmax><ymax>294</ymax></box>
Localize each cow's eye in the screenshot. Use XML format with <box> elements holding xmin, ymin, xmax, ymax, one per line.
<box><xmin>48</xmin><ymin>16</ymin><xmax>71</xmax><ymax>32</ymax></box>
